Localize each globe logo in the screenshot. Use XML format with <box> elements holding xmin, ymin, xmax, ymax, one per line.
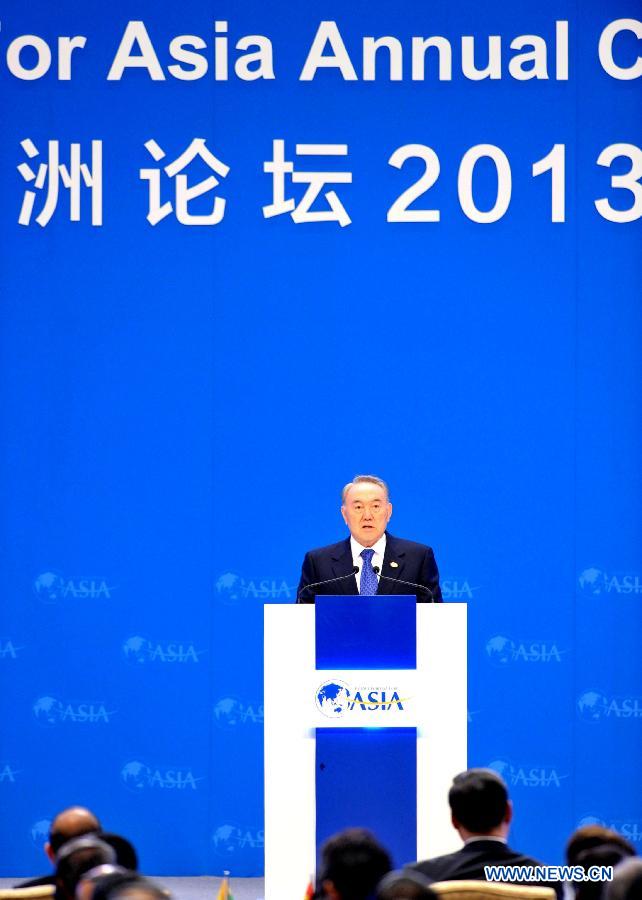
<box><xmin>212</xmin><ymin>824</ymin><xmax>241</xmax><ymax>856</ymax></box>
<box><xmin>316</xmin><ymin>681</ymin><xmax>351</xmax><ymax>717</ymax></box>
<box><xmin>122</xmin><ymin>636</ymin><xmax>149</xmax><ymax>664</ymax></box>
<box><xmin>33</xmin><ymin>696</ymin><xmax>61</xmax><ymax>725</ymax></box>
<box><xmin>578</xmin><ymin>568</ymin><xmax>604</xmax><ymax>595</ymax></box>
<box><xmin>212</xmin><ymin>824</ymin><xmax>263</xmax><ymax>858</ymax></box>
<box><xmin>577</xmin><ymin>816</ymin><xmax>607</xmax><ymax>828</ymax></box>
<box><xmin>121</xmin><ymin>761</ymin><xmax>152</xmax><ymax>791</ymax></box>
<box><xmin>487</xmin><ymin>759</ymin><xmax>512</xmax><ymax>780</ymax></box>
<box><xmin>33</xmin><ymin>572</ymin><xmax>65</xmax><ymax>602</ymax></box>
<box><xmin>213</xmin><ymin>698</ymin><xmax>246</xmax><ymax>729</ymax></box>
<box><xmin>485</xmin><ymin>636</ymin><xmax>515</xmax><ymax>666</ymax></box>
<box><xmin>215</xmin><ymin>573</ymin><xmax>245</xmax><ymax>604</ymax></box>
<box><xmin>31</xmin><ymin>819</ymin><xmax>51</xmax><ymax>845</ymax></box>
<box><xmin>578</xmin><ymin>691</ymin><xmax>608</xmax><ymax>722</ymax></box>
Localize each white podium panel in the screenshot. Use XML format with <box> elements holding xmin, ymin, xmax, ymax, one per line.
<box><xmin>264</xmin><ymin>602</ymin><xmax>467</xmax><ymax>900</ymax></box>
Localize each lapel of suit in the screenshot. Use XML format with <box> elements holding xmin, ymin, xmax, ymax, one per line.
<box><xmin>377</xmin><ymin>533</ymin><xmax>407</xmax><ymax>594</ymax></box>
<box><xmin>331</xmin><ymin>538</ymin><xmax>358</xmax><ymax>594</ymax></box>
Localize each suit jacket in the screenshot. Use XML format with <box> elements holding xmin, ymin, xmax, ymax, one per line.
<box><xmin>296</xmin><ymin>532</ymin><xmax>442</xmax><ymax>603</ymax></box>
<box><xmin>408</xmin><ymin>839</ymin><xmax>562</xmax><ymax>898</ymax></box>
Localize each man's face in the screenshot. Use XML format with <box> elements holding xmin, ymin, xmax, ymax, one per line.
<box><xmin>341</xmin><ymin>482</ymin><xmax>392</xmax><ymax>548</ymax></box>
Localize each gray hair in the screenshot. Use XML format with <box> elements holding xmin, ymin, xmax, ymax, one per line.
<box><xmin>341</xmin><ymin>475</ymin><xmax>389</xmax><ymax>503</ymax></box>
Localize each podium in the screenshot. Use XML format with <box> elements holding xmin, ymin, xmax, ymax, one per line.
<box><xmin>264</xmin><ymin>596</ymin><xmax>467</xmax><ymax>899</ymax></box>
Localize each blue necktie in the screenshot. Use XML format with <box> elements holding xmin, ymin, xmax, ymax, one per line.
<box><xmin>360</xmin><ymin>548</ymin><xmax>378</xmax><ymax>595</ymax></box>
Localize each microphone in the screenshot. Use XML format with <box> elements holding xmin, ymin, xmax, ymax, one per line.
<box><xmin>296</xmin><ymin>567</ymin><xmax>359</xmax><ymax>603</ymax></box>
<box><xmin>373</xmin><ymin>566</ymin><xmax>435</xmax><ymax>602</ymax></box>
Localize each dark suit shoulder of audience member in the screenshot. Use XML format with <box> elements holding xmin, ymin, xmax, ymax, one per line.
<box><xmin>411</xmin><ymin>841</ymin><xmax>551</xmax><ymax>882</ymax></box>
<box><xmin>407</xmin><ymin>769</ymin><xmax>562</xmax><ymax>899</ymax></box>
<box><xmin>571</xmin><ymin>843</ymin><xmax>637</xmax><ymax>900</ymax></box>
<box><xmin>607</xmin><ymin>859</ymin><xmax>642</xmax><ymax>900</ymax></box>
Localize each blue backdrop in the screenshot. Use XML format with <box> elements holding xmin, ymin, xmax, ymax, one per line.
<box><xmin>0</xmin><ymin>0</ymin><xmax>640</xmax><ymax>879</ymax></box>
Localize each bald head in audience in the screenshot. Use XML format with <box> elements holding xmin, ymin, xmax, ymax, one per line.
<box><xmin>46</xmin><ymin>807</ymin><xmax>102</xmax><ymax>863</ymax></box>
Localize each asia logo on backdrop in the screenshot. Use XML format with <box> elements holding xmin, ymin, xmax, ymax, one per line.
<box><xmin>0</xmin><ymin>762</ymin><xmax>19</xmax><ymax>783</ymax></box>
<box><xmin>31</xmin><ymin>819</ymin><xmax>52</xmax><ymax>845</ymax></box>
<box><xmin>121</xmin><ymin>761</ymin><xmax>203</xmax><ymax>793</ymax></box>
<box><xmin>0</xmin><ymin>638</ymin><xmax>23</xmax><ymax>658</ymax></box>
<box><xmin>485</xmin><ymin>635</ymin><xmax>566</xmax><ymax>666</ymax></box>
<box><xmin>441</xmin><ymin>576</ymin><xmax>479</xmax><ymax>600</ymax></box>
<box><xmin>578</xmin><ymin>567</ymin><xmax>642</xmax><ymax>597</ymax></box>
<box><xmin>577</xmin><ymin>690</ymin><xmax>642</xmax><ymax>722</ymax></box>
<box><xmin>122</xmin><ymin>636</ymin><xmax>205</xmax><ymax>664</ymax></box>
<box><xmin>488</xmin><ymin>759</ymin><xmax>568</xmax><ymax>788</ymax></box>
<box><xmin>315</xmin><ymin>679</ymin><xmax>407</xmax><ymax>718</ymax></box>
<box><xmin>32</xmin><ymin>696</ymin><xmax>116</xmax><ymax>725</ymax></box>
<box><xmin>212</xmin><ymin>824</ymin><xmax>264</xmax><ymax>861</ymax></box>
<box><xmin>33</xmin><ymin>571</ymin><xmax>116</xmax><ymax>603</ymax></box>
<box><xmin>213</xmin><ymin>697</ymin><xmax>263</xmax><ymax>729</ymax></box>
<box><xmin>214</xmin><ymin>572</ymin><xmax>296</xmax><ymax>604</ymax></box>
<box><xmin>577</xmin><ymin>816</ymin><xmax>642</xmax><ymax>845</ymax></box>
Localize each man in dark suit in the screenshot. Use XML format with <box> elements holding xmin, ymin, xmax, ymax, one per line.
<box><xmin>15</xmin><ymin>806</ymin><xmax>101</xmax><ymax>888</ymax></box>
<box><xmin>296</xmin><ymin>475</ymin><xmax>442</xmax><ymax>603</ymax></box>
<box><xmin>407</xmin><ymin>769</ymin><xmax>561</xmax><ymax>897</ymax></box>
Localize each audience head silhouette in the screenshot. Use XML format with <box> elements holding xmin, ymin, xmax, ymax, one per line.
<box><xmin>377</xmin><ymin>869</ymin><xmax>437</xmax><ymax>899</ymax></box>
<box><xmin>47</xmin><ymin>806</ymin><xmax>102</xmax><ymax>864</ymax></box>
<box><xmin>448</xmin><ymin>769</ymin><xmax>512</xmax><ymax>839</ymax></box>
<box><xmin>55</xmin><ymin>835</ymin><xmax>117</xmax><ymax>900</ymax></box>
<box><xmin>318</xmin><ymin>828</ymin><xmax>393</xmax><ymax>900</ymax></box>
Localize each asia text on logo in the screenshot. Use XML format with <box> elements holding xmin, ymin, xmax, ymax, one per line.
<box><xmin>578</xmin><ymin>567</ymin><xmax>642</xmax><ymax>596</ymax></box>
<box><xmin>215</xmin><ymin>572</ymin><xmax>295</xmax><ymax>603</ymax></box>
<box><xmin>33</xmin><ymin>571</ymin><xmax>116</xmax><ymax>602</ymax></box>
<box><xmin>488</xmin><ymin>758</ymin><xmax>568</xmax><ymax>788</ymax></box>
<box><xmin>485</xmin><ymin>634</ymin><xmax>566</xmax><ymax>666</ymax></box>
<box><xmin>213</xmin><ymin>697</ymin><xmax>263</xmax><ymax>729</ymax></box>
<box><xmin>577</xmin><ymin>816</ymin><xmax>642</xmax><ymax>844</ymax></box>
<box><xmin>33</xmin><ymin>696</ymin><xmax>116</xmax><ymax>725</ymax></box>
<box><xmin>441</xmin><ymin>577</ymin><xmax>479</xmax><ymax>600</ymax></box>
<box><xmin>315</xmin><ymin>680</ymin><xmax>406</xmax><ymax>718</ymax></box>
<box><xmin>577</xmin><ymin>690</ymin><xmax>642</xmax><ymax>721</ymax></box>
<box><xmin>0</xmin><ymin>763</ymin><xmax>19</xmax><ymax>783</ymax></box>
<box><xmin>122</xmin><ymin>636</ymin><xmax>205</xmax><ymax>664</ymax></box>
<box><xmin>0</xmin><ymin>639</ymin><xmax>23</xmax><ymax>659</ymax></box>
<box><xmin>121</xmin><ymin>761</ymin><xmax>203</xmax><ymax>792</ymax></box>
<box><xmin>212</xmin><ymin>824</ymin><xmax>264</xmax><ymax>859</ymax></box>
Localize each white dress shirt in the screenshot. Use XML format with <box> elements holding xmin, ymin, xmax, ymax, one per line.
<box><xmin>350</xmin><ymin>534</ymin><xmax>387</xmax><ymax>593</ymax></box>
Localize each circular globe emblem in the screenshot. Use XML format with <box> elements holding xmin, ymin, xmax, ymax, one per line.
<box><xmin>122</xmin><ymin>636</ymin><xmax>149</xmax><ymax>664</ymax></box>
<box><xmin>121</xmin><ymin>761</ymin><xmax>152</xmax><ymax>791</ymax></box>
<box><xmin>487</xmin><ymin>759</ymin><xmax>513</xmax><ymax>781</ymax></box>
<box><xmin>485</xmin><ymin>635</ymin><xmax>515</xmax><ymax>666</ymax></box>
<box><xmin>33</xmin><ymin>572</ymin><xmax>65</xmax><ymax>603</ymax></box>
<box><xmin>578</xmin><ymin>568</ymin><xmax>604</xmax><ymax>596</ymax></box>
<box><xmin>212</xmin><ymin>824</ymin><xmax>241</xmax><ymax>857</ymax></box>
<box><xmin>31</xmin><ymin>819</ymin><xmax>52</xmax><ymax>845</ymax></box>
<box><xmin>33</xmin><ymin>696</ymin><xmax>62</xmax><ymax>725</ymax></box>
<box><xmin>577</xmin><ymin>816</ymin><xmax>607</xmax><ymax>828</ymax></box>
<box><xmin>215</xmin><ymin>573</ymin><xmax>246</xmax><ymax>605</ymax></box>
<box><xmin>213</xmin><ymin>697</ymin><xmax>244</xmax><ymax>729</ymax></box>
<box><xmin>316</xmin><ymin>680</ymin><xmax>351</xmax><ymax>718</ymax></box>
<box><xmin>577</xmin><ymin>691</ymin><xmax>608</xmax><ymax>722</ymax></box>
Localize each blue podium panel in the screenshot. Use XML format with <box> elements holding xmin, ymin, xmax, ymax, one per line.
<box><xmin>315</xmin><ymin>595</ymin><xmax>416</xmax><ymax>670</ymax></box>
<box><xmin>316</xmin><ymin>727</ymin><xmax>417</xmax><ymax>869</ymax></box>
